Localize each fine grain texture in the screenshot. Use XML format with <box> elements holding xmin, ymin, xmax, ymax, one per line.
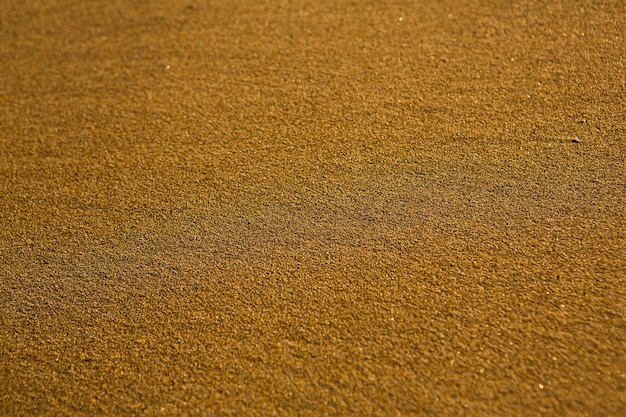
<box><xmin>1</xmin><ymin>1</ymin><xmax>625</xmax><ymax>416</ymax></box>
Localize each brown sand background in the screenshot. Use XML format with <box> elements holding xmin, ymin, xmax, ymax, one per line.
<box><xmin>1</xmin><ymin>0</ymin><xmax>625</xmax><ymax>415</ymax></box>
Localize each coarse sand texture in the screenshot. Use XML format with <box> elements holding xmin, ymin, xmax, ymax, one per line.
<box><xmin>1</xmin><ymin>1</ymin><xmax>625</xmax><ymax>416</ymax></box>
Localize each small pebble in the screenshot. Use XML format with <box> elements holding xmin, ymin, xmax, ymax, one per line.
<box><xmin>572</xmin><ymin>137</ymin><xmax>583</xmax><ymax>143</ymax></box>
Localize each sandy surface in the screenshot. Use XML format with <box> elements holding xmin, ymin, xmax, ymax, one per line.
<box><xmin>1</xmin><ymin>0</ymin><xmax>625</xmax><ymax>415</ymax></box>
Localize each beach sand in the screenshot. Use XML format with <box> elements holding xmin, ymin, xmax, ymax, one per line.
<box><xmin>1</xmin><ymin>1</ymin><xmax>624</xmax><ymax>415</ymax></box>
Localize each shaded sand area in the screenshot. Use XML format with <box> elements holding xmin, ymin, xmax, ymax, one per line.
<box><xmin>1</xmin><ymin>1</ymin><xmax>624</xmax><ymax>415</ymax></box>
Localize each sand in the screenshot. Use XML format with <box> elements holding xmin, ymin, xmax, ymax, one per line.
<box><xmin>1</xmin><ymin>0</ymin><xmax>624</xmax><ymax>415</ymax></box>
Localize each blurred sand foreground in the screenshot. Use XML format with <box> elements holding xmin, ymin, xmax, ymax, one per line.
<box><xmin>1</xmin><ymin>1</ymin><xmax>624</xmax><ymax>415</ymax></box>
